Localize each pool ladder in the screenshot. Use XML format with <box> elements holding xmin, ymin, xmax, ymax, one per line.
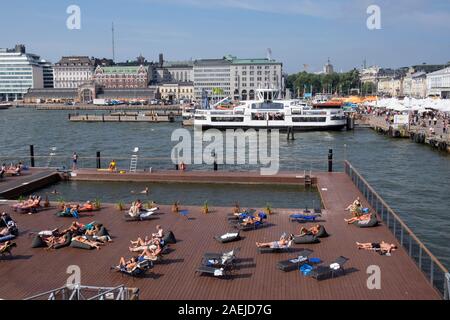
<box><xmin>129</xmin><ymin>155</ymin><xmax>138</xmax><ymax>173</ymax></box>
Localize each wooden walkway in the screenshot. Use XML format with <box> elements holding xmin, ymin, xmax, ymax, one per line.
<box><xmin>0</xmin><ymin>172</ymin><xmax>441</xmax><ymax>300</ymax></box>
<box><xmin>0</xmin><ymin>169</ymin><xmax>60</xmax><ymax>199</ymax></box>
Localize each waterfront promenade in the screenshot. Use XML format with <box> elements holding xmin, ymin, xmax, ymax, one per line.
<box><xmin>0</xmin><ymin>169</ymin><xmax>444</xmax><ymax>300</ymax></box>
<box><xmin>359</xmin><ymin>115</ymin><xmax>450</xmax><ymax>152</ymax></box>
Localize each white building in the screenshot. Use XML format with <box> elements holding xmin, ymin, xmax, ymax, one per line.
<box><xmin>54</xmin><ymin>56</ymin><xmax>95</xmax><ymax>88</ymax></box>
<box><xmin>0</xmin><ymin>44</ymin><xmax>43</xmax><ymax>101</ymax></box>
<box><xmin>427</xmin><ymin>67</ymin><xmax>450</xmax><ymax>98</ymax></box>
<box><xmin>193</xmin><ymin>55</ymin><xmax>283</xmax><ymax>101</ymax></box>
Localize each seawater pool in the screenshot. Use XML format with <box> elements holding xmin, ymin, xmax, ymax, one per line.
<box><xmin>30</xmin><ymin>180</ymin><xmax>322</xmax><ymax>209</ymax></box>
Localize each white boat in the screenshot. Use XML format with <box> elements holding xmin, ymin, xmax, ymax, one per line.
<box><xmin>193</xmin><ymin>88</ymin><xmax>347</xmax><ymax>131</ymax></box>
<box><xmin>0</xmin><ymin>103</ymin><xmax>12</xmax><ymax>110</ymax></box>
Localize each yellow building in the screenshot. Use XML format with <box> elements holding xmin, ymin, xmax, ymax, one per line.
<box><xmin>158</xmin><ymin>82</ymin><xmax>194</xmax><ymax>101</ymax></box>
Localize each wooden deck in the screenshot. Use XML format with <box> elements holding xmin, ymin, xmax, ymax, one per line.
<box><xmin>71</xmin><ymin>169</ymin><xmax>315</xmax><ymax>186</ymax></box>
<box><xmin>0</xmin><ymin>169</ymin><xmax>60</xmax><ymax>199</ymax></box>
<box><xmin>0</xmin><ymin>172</ymin><xmax>441</xmax><ymax>300</ymax></box>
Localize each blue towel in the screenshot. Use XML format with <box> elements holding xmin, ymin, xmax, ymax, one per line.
<box><xmin>309</xmin><ymin>257</ymin><xmax>322</xmax><ymax>264</ymax></box>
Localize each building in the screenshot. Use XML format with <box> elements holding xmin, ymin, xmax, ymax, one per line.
<box><xmin>403</xmin><ymin>70</ymin><xmax>427</xmax><ymax>98</ymax></box>
<box><xmin>39</xmin><ymin>59</ymin><xmax>54</xmax><ymax>88</ymax></box>
<box><xmin>193</xmin><ymin>55</ymin><xmax>283</xmax><ymax>101</ymax></box>
<box><xmin>93</xmin><ymin>65</ymin><xmax>149</xmax><ymax>89</ymax></box>
<box><xmin>54</xmin><ymin>56</ymin><xmax>95</xmax><ymax>89</ymax></box>
<box><xmin>427</xmin><ymin>67</ymin><xmax>450</xmax><ymax>98</ymax></box>
<box><xmin>323</xmin><ymin>58</ymin><xmax>334</xmax><ymax>75</ymax></box>
<box><xmin>154</xmin><ymin>55</ymin><xmax>193</xmax><ymax>84</ymax></box>
<box><xmin>0</xmin><ymin>44</ymin><xmax>43</xmax><ymax>101</ymax></box>
<box><xmin>158</xmin><ymin>82</ymin><xmax>194</xmax><ymax>101</ymax></box>
<box><xmin>193</xmin><ymin>58</ymin><xmax>231</xmax><ymax>101</ymax></box>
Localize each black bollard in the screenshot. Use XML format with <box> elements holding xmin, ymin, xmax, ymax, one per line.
<box><xmin>30</xmin><ymin>145</ymin><xmax>35</xmax><ymax>167</ymax></box>
<box><xmin>96</xmin><ymin>151</ymin><xmax>101</xmax><ymax>169</ymax></box>
<box><xmin>213</xmin><ymin>160</ymin><xmax>218</xmax><ymax>171</ymax></box>
<box><xmin>328</xmin><ymin>149</ymin><xmax>333</xmax><ymax>172</ymax></box>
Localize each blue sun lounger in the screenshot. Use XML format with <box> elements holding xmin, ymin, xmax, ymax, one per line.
<box><xmin>289</xmin><ymin>214</ymin><xmax>319</xmax><ymax>223</ymax></box>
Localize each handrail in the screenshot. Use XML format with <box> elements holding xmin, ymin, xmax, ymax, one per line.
<box><xmin>344</xmin><ymin>160</ymin><xmax>449</xmax><ymax>299</ymax></box>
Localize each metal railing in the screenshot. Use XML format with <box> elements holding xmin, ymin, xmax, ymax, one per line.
<box><xmin>344</xmin><ymin>160</ymin><xmax>449</xmax><ymax>300</ymax></box>
<box><xmin>0</xmin><ymin>154</ymin><xmax>345</xmax><ymax>174</ymax></box>
<box><xmin>24</xmin><ymin>284</ymin><xmax>139</xmax><ymax>300</ymax></box>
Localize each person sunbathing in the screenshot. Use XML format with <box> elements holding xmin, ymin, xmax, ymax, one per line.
<box><xmin>0</xmin><ymin>241</ymin><xmax>17</xmax><ymax>255</ymax></box>
<box><xmin>85</xmin><ymin>225</ymin><xmax>112</xmax><ymax>243</ymax></box>
<box><xmin>152</xmin><ymin>225</ymin><xmax>163</xmax><ymax>239</ymax></box>
<box><xmin>256</xmin><ymin>234</ymin><xmax>291</xmax><ymax>248</ymax></box>
<box><xmin>356</xmin><ymin>241</ymin><xmax>398</xmax><ymax>255</ymax></box>
<box><xmin>297</xmin><ymin>224</ymin><xmax>321</xmax><ymax>237</ymax></box>
<box><xmin>139</xmin><ymin>246</ymin><xmax>162</xmax><ymax>261</ymax></box>
<box><xmin>345</xmin><ymin>213</ymin><xmax>372</xmax><ymax>224</ymax></box>
<box><xmin>117</xmin><ymin>257</ymin><xmax>139</xmax><ymax>272</ymax></box>
<box><xmin>129</xmin><ymin>238</ymin><xmax>161</xmax><ymax>253</ymax></box>
<box><xmin>18</xmin><ymin>196</ymin><xmax>41</xmax><ymax>214</ymax></box>
<box><xmin>79</xmin><ymin>201</ymin><xmax>94</xmax><ymax>212</ymax></box>
<box><xmin>43</xmin><ymin>234</ymin><xmax>69</xmax><ymax>250</ymax></box>
<box><xmin>62</xmin><ymin>221</ymin><xmax>85</xmax><ymax>235</ymax></box>
<box><xmin>128</xmin><ymin>200</ymin><xmax>143</xmax><ymax>217</ymax></box>
<box><xmin>6</xmin><ymin>164</ymin><xmax>21</xmax><ymax>176</ymax></box>
<box><xmin>0</xmin><ymin>212</ymin><xmax>18</xmax><ymax>236</ymax></box>
<box><xmin>12</xmin><ymin>196</ymin><xmax>33</xmax><ymax>210</ymax></box>
<box><xmin>346</xmin><ymin>197</ymin><xmax>362</xmax><ymax>216</ymax></box>
<box><xmin>240</xmin><ymin>215</ymin><xmax>262</xmax><ymax>226</ymax></box>
<box><xmin>72</xmin><ymin>235</ymin><xmax>104</xmax><ymax>250</ymax></box>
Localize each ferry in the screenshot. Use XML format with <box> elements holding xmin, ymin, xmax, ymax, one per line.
<box><xmin>0</xmin><ymin>103</ymin><xmax>12</xmax><ymax>110</ymax></box>
<box><xmin>193</xmin><ymin>88</ymin><xmax>347</xmax><ymax>131</ymax></box>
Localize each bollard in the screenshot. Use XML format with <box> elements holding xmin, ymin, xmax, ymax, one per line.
<box><xmin>328</xmin><ymin>149</ymin><xmax>333</xmax><ymax>172</ymax></box>
<box><xmin>213</xmin><ymin>160</ymin><xmax>218</xmax><ymax>171</ymax></box>
<box><xmin>96</xmin><ymin>151</ymin><xmax>101</xmax><ymax>169</ymax></box>
<box><xmin>30</xmin><ymin>145</ymin><xmax>35</xmax><ymax>167</ymax></box>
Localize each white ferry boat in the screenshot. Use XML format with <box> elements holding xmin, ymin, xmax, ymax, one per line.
<box><xmin>193</xmin><ymin>88</ymin><xmax>347</xmax><ymax>131</ymax></box>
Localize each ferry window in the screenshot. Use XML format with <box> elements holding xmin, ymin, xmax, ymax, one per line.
<box><xmin>195</xmin><ymin>116</ymin><xmax>207</xmax><ymax>120</ymax></box>
<box><xmin>268</xmin><ymin>112</ymin><xmax>285</xmax><ymax>121</ymax></box>
<box><xmin>251</xmin><ymin>113</ymin><xmax>266</xmax><ymax>120</ymax></box>
<box><xmin>331</xmin><ymin>116</ymin><xmax>345</xmax><ymax>120</ymax></box>
<box><xmin>211</xmin><ymin>117</ymin><xmax>244</xmax><ymax>122</ymax></box>
<box><xmin>292</xmin><ymin>117</ymin><xmax>326</xmax><ymax>122</ymax></box>
<box><xmin>251</xmin><ymin>102</ymin><xmax>284</xmax><ymax>110</ymax></box>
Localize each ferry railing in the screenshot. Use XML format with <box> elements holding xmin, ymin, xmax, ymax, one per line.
<box><xmin>344</xmin><ymin>160</ymin><xmax>449</xmax><ymax>299</ymax></box>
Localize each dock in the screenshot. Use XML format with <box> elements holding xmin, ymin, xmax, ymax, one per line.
<box><xmin>0</xmin><ymin>162</ymin><xmax>447</xmax><ymax>300</ymax></box>
<box><xmin>68</xmin><ymin>113</ymin><xmax>175</xmax><ymax>123</ymax></box>
<box><xmin>0</xmin><ymin>169</ymin><xmax>61</xmax><ymax>199</ymax></box>
<box><xmin>360</xmin><ymin>115</ymin><xmax>450</xmax><ymax>152</ymax></box>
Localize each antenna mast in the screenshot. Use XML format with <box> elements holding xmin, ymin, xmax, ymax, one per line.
<box><xmin>112</xmin><ymin>22</ymin><xmax>115</xmax><ymax>62</ymax></box>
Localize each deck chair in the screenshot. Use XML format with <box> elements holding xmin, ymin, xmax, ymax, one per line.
<box><xmin>195</xmin><ymin>265</ymin><xmax>232</xmax><ymax>278</ymax></box>
<box><xmin>258</xmin><ymin>240</ymin><xmax>293</xmax><ymax>254</ymax></box>
<box><xmin>203</xmin><ymin>248</ymin><xmax>240</xmax><ymax>262</ymax></box>
<box><xmin>277</xmin><ymin>249</ymin><xmax>313</xmax><ymax>272</ymax></box>
<box><xmin>353</xmin><ymin>214</ymin><xmax>379</xmax><ymax>228</ymax></box>
<box><xmin>214</xmin><ymin>232</ymin><xmax>241</xmax><ymax>243</ymax></box>
<box><xmin>289</xmin><ymin>214</ymin><xmax>320</xmax><ymax>223</ymax></box>
<box><xmin>235</xmin><ymin>220</ymin><xmax>264</xmax><ymax>231</ymax></box>
<box><xmin>178</xmin><ymin>209</ymin><xmax>189</xmax><ymax>219</ymax></box>
<box><xmin>310</xmin><ymin>256</ymin><xmax>349</xmax><ymax>280</ymax></box>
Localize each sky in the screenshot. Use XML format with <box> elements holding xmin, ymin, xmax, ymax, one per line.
<box><xmin>1</xmin><ymin>0</ymin><xmax>449</xmax><ymax>73</ymax></box>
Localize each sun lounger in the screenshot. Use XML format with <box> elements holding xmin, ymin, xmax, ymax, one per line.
<box><xmin>289</xmin><ymin>214</ymin><xmax>320</xmax><ymax>223</ymax></box>
<box><xmin>353</xmin><ymin>214</ymin><xmax>379</xmax><ymax>228</ymax></box>
<box><xmin>214</xmin><ymin>232</ymin><xmax>241</xmax><ymax>243</ymax></box>
<box><xmin>258</xmin><ymin>240</ymin><xmax>293</xmax><ymax>254</ymax></box>
<box><xmin>195</xmin><ymin>265</ymin><xmax>232</xmax><ymax>278</ymax></box>
<box><xmin>293</xmin><ymin>234</ymin><xmax>320</xmax><ymax>244</ymax></box>
<box><xmin>276</xmin><ymin>249</ymin><xmax>313</xmax><ymax>272</ymax></box>
<box><xmin>309</xmin><ymin>256</ymin><xmax>349</xmax><ymax>280</ymax></box>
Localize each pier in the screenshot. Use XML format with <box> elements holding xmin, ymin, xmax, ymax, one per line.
<box><xmin>360</xmin><ymin>115</ymin><xmax>450</xmax><ymax>152</ymax></box>
<box><xmin>68</xmin><ymin>113</ymin><xmax>175</xmax><ymax>123</ymax></box>
<box><xmin>0</xmin><ymin>162</ymin><xmax>447</xmax><ymax>300</ymax></box>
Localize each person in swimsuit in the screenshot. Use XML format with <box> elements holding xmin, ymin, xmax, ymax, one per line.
<box><xmin>256</xmin><ymin>234</ymin><xmax>292</xmax><ymax>248</ymax></box>
<box><xmin>356</xmin><ymin>241</ymin><xmax>398</xmax><ymax>255</ymax></box>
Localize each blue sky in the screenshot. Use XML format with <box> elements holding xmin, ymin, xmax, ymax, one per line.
<box><xmin>1</xmin><ymin>0</ymin><xmax>449</xmax><ymax>73</ymax></box>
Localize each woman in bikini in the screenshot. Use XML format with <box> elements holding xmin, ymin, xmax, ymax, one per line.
<box><xmin>356</xmin><ymin>241</ymin><xmax>398</xmax><ymax>255</ymax></box>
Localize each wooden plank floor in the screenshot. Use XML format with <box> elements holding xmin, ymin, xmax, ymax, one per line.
<box><xmin>0</xmin><ymin>172</ymin><xmax>441</xmax><ymax>300</ymax></box>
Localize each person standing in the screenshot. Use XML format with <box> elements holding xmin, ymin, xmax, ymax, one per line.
<box><xmin>72</xmin><ymin>152</ymin><xmax>78</xmax><ymax>171</ymax></box>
